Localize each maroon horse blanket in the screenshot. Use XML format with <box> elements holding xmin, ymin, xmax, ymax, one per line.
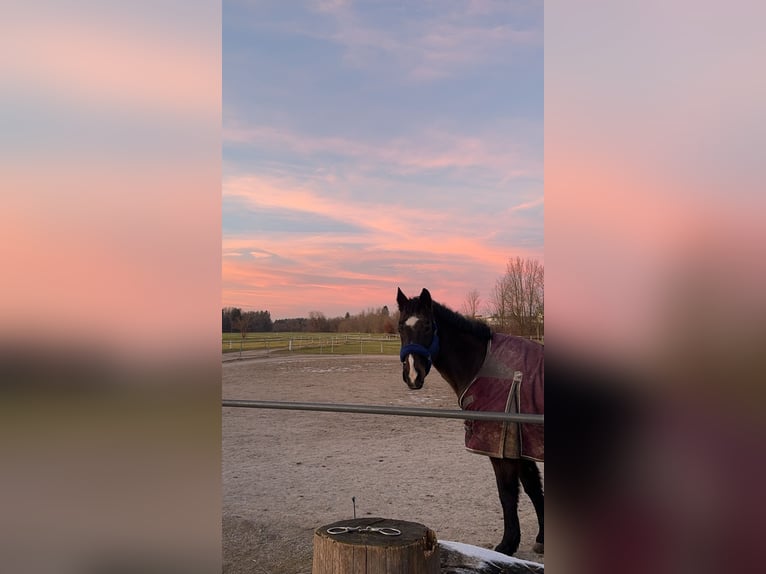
<box><xmin>459</xmin><ymin>333</ymin><xmax>544</xmax><ymax>461</ymax></box>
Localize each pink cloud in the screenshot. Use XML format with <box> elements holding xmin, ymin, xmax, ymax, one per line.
<box><xmin>223</xmin><ymin>171</ymin><xmax>533</xmax><ymax>274</ymax></box>
<box><xmin>222</xmin><ymin>220</ymin><xmax>539</xmax><ymax>319</ymax></box>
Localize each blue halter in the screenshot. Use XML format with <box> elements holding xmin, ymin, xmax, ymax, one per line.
<box><xmin>399</xmin><ymin>323</ymin><xmax>440</xmax><ymax>375</ymax></box>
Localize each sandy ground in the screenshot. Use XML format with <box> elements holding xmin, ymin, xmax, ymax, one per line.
<box><xmin>223</xmin><ymin>354</ymin><xmax>544</xmax><ymax>573</ymax></box>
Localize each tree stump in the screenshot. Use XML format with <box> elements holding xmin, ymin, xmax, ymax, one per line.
<box><xmin>312</xmin><ymin>517</ymin><xmax>439</xmax><ymax>574</ymax></box>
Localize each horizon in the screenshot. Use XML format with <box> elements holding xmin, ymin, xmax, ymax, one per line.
<box><xmin>222</xmin><ymin>1</ymin><xmax>543</xmax><ymax>318</ymax></box>
<box><xmin>223</xmin><ymin>292</ymin><xmax>481</xmax><ymax>322</ymax></box>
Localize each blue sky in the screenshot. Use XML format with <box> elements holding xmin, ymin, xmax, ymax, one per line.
<box><xmin>222</xmin><ymin>0</ymin><xmax>543</xmax><ymax>318</ymax></box>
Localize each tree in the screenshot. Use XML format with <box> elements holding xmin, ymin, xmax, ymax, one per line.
<box><xmin>491</xmin><ymin>280</ymin><xmax>510</xmax><ymax>332</ymax></box>
<box><xmin>462</xmin><ymin>289</ymin><xmax>481</xmax><ymax>318</ymax></box>
<box><xmin>308</xmin><ymin>311</ymin><xmax>330</xmax><ymax>332</ymax></box>
<box><xmin>222</xmin><ymin>307</ymin><xmax>273</xmax><ymax>335</ymax></box>
<box><xmin>222</xmin><ymin>307</ymin><xmax>242</xmax><ymax>333</ymax></box>
<box><xmin>241</xmin><ymin>310</ymin><xmax>273</xmax><ymax>333</ymax></box>
<box><xmin>237</xmin><ymin>315</ymin><xmax>248</xmax><ymax>339</ymax></box>
<box><xmin>491</xmin><ymin>257</ymin><xmax>544</xmax><ymax>337</ymax></box>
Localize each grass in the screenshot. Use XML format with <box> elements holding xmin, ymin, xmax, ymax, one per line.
<box><xmin>222</xmin><ymin>332</ymin><xmax>401</xmax><ymax>356</ymax></box>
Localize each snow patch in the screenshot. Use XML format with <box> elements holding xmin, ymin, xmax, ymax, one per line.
<box><xmin>440</xmin><ymin>540</ymin><xmax>543</xmax><ymax>568</ymax></box>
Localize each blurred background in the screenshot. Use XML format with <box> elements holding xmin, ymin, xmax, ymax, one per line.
<box><xmin>1</xmin><ymin>2</ymin><xmax>221</xmax><ymax>573</ymax></box>
<box><xmin>546</xmin><ymin>2</ymin><xmax>766</xmax><ymax>573</ymax></box>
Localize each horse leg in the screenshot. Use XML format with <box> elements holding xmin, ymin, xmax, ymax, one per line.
<box><xmin>489</xmin><ymin>457</ymin><xmax>521</xmax><ymax>556</ymax></box>
<box><xmin>519</xmin><ymin>459</ymin><xmax>544</xmax><ymax>554</ymax></box>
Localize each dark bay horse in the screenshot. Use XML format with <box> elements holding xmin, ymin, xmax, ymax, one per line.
<box><xmin>396</xmin><ymin>287</ymin><xmax>544</xmax><ymax>557</ymax></box>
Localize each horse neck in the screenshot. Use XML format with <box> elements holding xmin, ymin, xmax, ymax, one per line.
<box><xmin>432</xmin><ymin>327</ymin><xmax>488</xmax><ymax>399</ymax></box>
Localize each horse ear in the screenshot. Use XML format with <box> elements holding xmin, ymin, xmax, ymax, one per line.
<box><xmin>396</xmin><ymin>287</ymin><xmax>407</xmax><ymax>309</ymax></box>
<box><xmin>419</xmin><ymin>288</ymin><xmax>432</xmax><ymax>309</ymax></box>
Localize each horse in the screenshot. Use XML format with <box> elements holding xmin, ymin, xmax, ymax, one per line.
<box><xmin>396</xmin><ymin>287</ymin><xmax>544</xmax><ymax>557</ymax></box>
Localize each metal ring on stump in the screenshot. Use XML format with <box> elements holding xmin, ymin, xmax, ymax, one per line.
<box><xmin>312</xmin><ymin>517</ymin><xmax>439</xmax><ymax>574</ymax></box>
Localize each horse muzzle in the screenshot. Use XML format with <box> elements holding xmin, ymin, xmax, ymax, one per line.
<box><xmin>402</xmin><ymin>354</ymin><xmax>425</xmax><ymax>390</ymax></box>
<box><xmin>404</xmin><ymin>375</ymin><xmax>424</xmax><ymax>390</ymax></box>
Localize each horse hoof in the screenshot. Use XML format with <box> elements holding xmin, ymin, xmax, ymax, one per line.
<box><xmin>494</xmin><ymin>543</ymin><xmax>517</xmax><ymax>557</ymax></box>
<box><xmin>532</xmin><ymin>542</ymin><xmax>544</xmax><ymax>554</ymax></box>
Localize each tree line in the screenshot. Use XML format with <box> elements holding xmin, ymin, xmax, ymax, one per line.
<box><xmin>223</xmin><ymin>256</ymin><xmax>543</xmax><ymax>339</ymax></box>
<box><xmin>222</xmin><ymin>308</ymin><xmax>274</xmax><ymax>335</ymax></box>
<box><xmin>222</xmin><ymin>306</ymin><xmax>396</xmax><ymax>336</ymax></box>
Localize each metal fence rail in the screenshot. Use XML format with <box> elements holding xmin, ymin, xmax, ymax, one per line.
<box><xmin>222</xmin><ymin>399</ymin><xmax>544</xmax><ymax>424</ymax></box>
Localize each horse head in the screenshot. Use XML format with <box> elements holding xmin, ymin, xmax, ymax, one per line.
<box><xmin>396</xmin><ymin>287</ymin><xmax>440</xmax><ymax>390</ymax></box>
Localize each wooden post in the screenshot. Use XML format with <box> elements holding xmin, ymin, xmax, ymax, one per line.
<box><xmin>312</xmin><ymin>517</ymin><xmax>439</xmax><ymax>574</ymax></box>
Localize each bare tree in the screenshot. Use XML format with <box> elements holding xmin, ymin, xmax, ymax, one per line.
<box><xmin>235</xmin><ymin>314</ymin><xmax>248</xmax><ymax>339</ymax></box>
<box><xmin>491</xmin><ymin>278</ymin><xmax>511</xmax><ymax>332</ymax></box>
<box><xmin>308</xmin><ymin>311</ymin><xmax>329</xmax><ymax>332</ymax></box>
<box><xmin>462</xmin><ymin>289</ymin><xmax>482</xmax><ymax>318</ymax></box>
<box><xmin>491</xmin><ymin>257</ymin><xmax>544</xmax><ymax>337</ymax></box>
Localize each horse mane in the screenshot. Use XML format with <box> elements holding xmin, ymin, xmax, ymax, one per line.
<box><xmin>433</xmin><ymin>301</ymin><xmax>492</xmax><ymax>341</ymax></box>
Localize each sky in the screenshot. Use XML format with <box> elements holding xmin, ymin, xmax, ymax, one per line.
<box><xmin>222</xmin><ymin>0</ymin><xmax>543</xmax><ymax>319</ymax></box>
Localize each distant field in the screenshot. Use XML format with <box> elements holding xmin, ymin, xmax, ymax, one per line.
<box><xmin>222</xmin><ymin>332</ymin><xmax>401</xmax><ymax>356</ymax></box>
